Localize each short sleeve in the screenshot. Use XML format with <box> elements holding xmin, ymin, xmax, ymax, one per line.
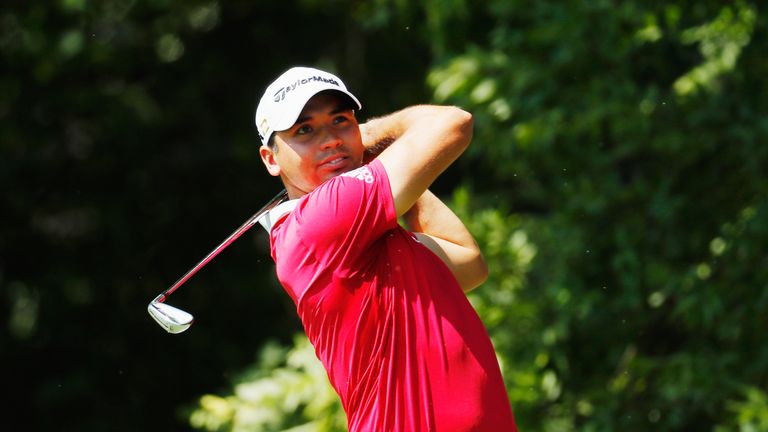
<box><xmin>294</xmin><ymin>159</ymin><xmax>398</xmax><ymax>273</ymax></box>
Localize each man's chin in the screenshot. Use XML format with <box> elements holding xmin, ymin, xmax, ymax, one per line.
<box><xmin>320</xmin><ymin>169</ymin><xmax>348</xmax><ymax>182</ymax></box>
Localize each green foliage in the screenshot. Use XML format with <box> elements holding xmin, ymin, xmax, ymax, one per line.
<box><xmin>423</xmin><ymin>1</ymin><xmax>768</xmax><ymax>431</ymax></box>
<box><xmin>721</xmin><ymin>387</ymin><xmax>768</xmax><ymax>432</ymax></box>
<box><xmin>189</xmin><ymin>335</ymin><xmax>346</xmax><ymax>432</ymax></box>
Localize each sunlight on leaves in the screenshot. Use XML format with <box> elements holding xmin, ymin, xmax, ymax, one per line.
<box><xmin>7</xmin><ymin>281</ymin><xmax>39</xmax><ymax>340</ymax></box>
<box><xmin>156</xmin><ymin>33</ymin><xmax>185</xmax><ymax>63</ymax></box>
<box><xmin>673</xmin><ymin>2</ymin><xmax>756</xmax><ymax>97</ymax></box>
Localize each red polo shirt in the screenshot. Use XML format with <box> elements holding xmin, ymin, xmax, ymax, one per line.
<box><xmin>267</xmin><ymin>159</ymin><xmax>516</xmax><ymax>431</ymax></box>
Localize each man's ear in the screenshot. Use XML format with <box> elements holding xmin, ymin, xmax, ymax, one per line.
<box><xmin>259</xmin><ymin>144</ymin><xmax>281</xmax><ymax>177</ymax></box>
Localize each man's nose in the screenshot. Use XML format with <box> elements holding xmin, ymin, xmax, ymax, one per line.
<box><xmin>318</xmin><ymin>126</ymin><xmax>342</xmax><ymax>150</ymax></box>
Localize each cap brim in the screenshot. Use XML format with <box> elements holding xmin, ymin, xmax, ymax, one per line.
<box><xmin>270</xmin><ymin>87</ymin><xmax>361</xmax><ymax>132</ymax></box>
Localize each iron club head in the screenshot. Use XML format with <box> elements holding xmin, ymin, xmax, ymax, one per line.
<box><xmin>147</xmin><ymin>189</ymin><xmax>288</xmax><ymax>334</ymax></box>
<box><xmin>148</xmin><ymin>301</ymin><xmax>194</xmax><ymax>334</ymax></box>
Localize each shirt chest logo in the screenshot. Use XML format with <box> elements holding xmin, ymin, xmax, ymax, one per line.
<box><xmin>340</xmin><ymin>166</ymin><xmax>374</xmax><ymax>184</ymax></box>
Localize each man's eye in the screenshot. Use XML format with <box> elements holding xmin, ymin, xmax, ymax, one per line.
<box><xmin>296</xmin><ymin>125</ymin><xmax>312</xmax><ymax>135</ymax></box>
<box><xmin>333</xmin><ymin>116</ymin><xmax>349</xmax><ymax>125</ymax></box>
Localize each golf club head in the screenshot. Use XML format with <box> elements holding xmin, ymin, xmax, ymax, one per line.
<box><xmin>148</xmin><ymin>301</ymin><xmax>194</xmax><ymax>334</ymax></box>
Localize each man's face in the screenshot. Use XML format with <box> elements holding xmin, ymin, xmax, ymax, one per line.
<box><xmin>260</xmin><ymin>92</ymin><xmax>364</xmax><ymax>198</ymax></box>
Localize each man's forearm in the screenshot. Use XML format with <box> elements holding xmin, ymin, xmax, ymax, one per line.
<box><xmin>359</xmin><ymin>107</ymin><xmax>414</xmax><ymax>151</ymax></box>
<box><xmin>403</xmin><ymin>190</ymin><xmax>476</xmax><ymax>248</ymax></box>
<box><xmin>403</xmin><ymin>190</ymin><xmax>489</xmax><ymax>291</ymax></box>
<box><xmin>359</xmin><ymin>108</ymin><xmax>412</xmax><ymax>162</ymax></box>
<box><xmin>360</xmin><ymin>105</ymin><xmax>467</xmax><ymax>162</ymax></box>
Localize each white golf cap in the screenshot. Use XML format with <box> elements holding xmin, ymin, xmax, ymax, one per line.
<box><xmin>255</xmin><ymin>66</ymin><xmax>362</xmax><ymax>146</ymax></box>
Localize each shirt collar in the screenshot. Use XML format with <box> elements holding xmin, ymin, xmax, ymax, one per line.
<box><xmin>258</xmin><ymin>199</ymin><xmax>299</xmax><ymax>232</ymax></box>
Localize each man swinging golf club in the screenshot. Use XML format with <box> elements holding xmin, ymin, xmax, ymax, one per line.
<box><xmin>256</xmin><ymin>66</ymin><xmax>517</xmax><ymax>431</ymax></box>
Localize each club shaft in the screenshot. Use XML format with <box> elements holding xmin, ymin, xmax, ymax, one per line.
<box><xmin>155</xmin><ymin>189</ymin><xmax>288</xmax><ymax>303</ymax></box>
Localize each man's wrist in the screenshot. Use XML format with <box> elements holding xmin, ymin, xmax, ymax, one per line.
<box><xmin>363</xmin><ymin>136</ymin><xmax>395</xmax><ymax>162</ymax></box>
<box><xmin>360</xmin><ymin>116</ymin><xmax>399</xmax><ymax>162</ymax></box>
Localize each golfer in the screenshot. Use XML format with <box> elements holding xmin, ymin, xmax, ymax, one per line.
<box><xmin>256</xmin><ymin>66</ymin><xmax>517</xmax><ymax>431</ymax></box>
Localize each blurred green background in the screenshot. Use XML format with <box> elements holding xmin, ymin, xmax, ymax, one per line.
<box><xmin>3</xmin><ymin>0</ymin><xmax>768</xmax><ymax>430</ymax></box>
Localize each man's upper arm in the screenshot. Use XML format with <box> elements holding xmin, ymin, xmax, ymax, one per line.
<box><xmin>375</xmin><ymin>106</ymin><xmax>473</xmax><ymax>216</ymax></box>
<box><xmin>295</xmin><ymin>161</ymin><xmax>397</xmax><ymax>271</ymax></box>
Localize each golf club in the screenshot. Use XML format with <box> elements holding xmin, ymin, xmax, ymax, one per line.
<box><xmin>148</xmin><ymin>188</ymin><xmax>289</xmax><ymax>333</ymax></box>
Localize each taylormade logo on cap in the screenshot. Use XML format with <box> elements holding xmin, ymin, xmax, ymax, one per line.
<box><xmin>255</xmin><ymin>66</ymin><xmax>361</xmax><ymax>146</ymax></box>
<box><xmin>272</xmin><ymin>75</ymin><xmax>341</xmax><ymax>103</ymax></box>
